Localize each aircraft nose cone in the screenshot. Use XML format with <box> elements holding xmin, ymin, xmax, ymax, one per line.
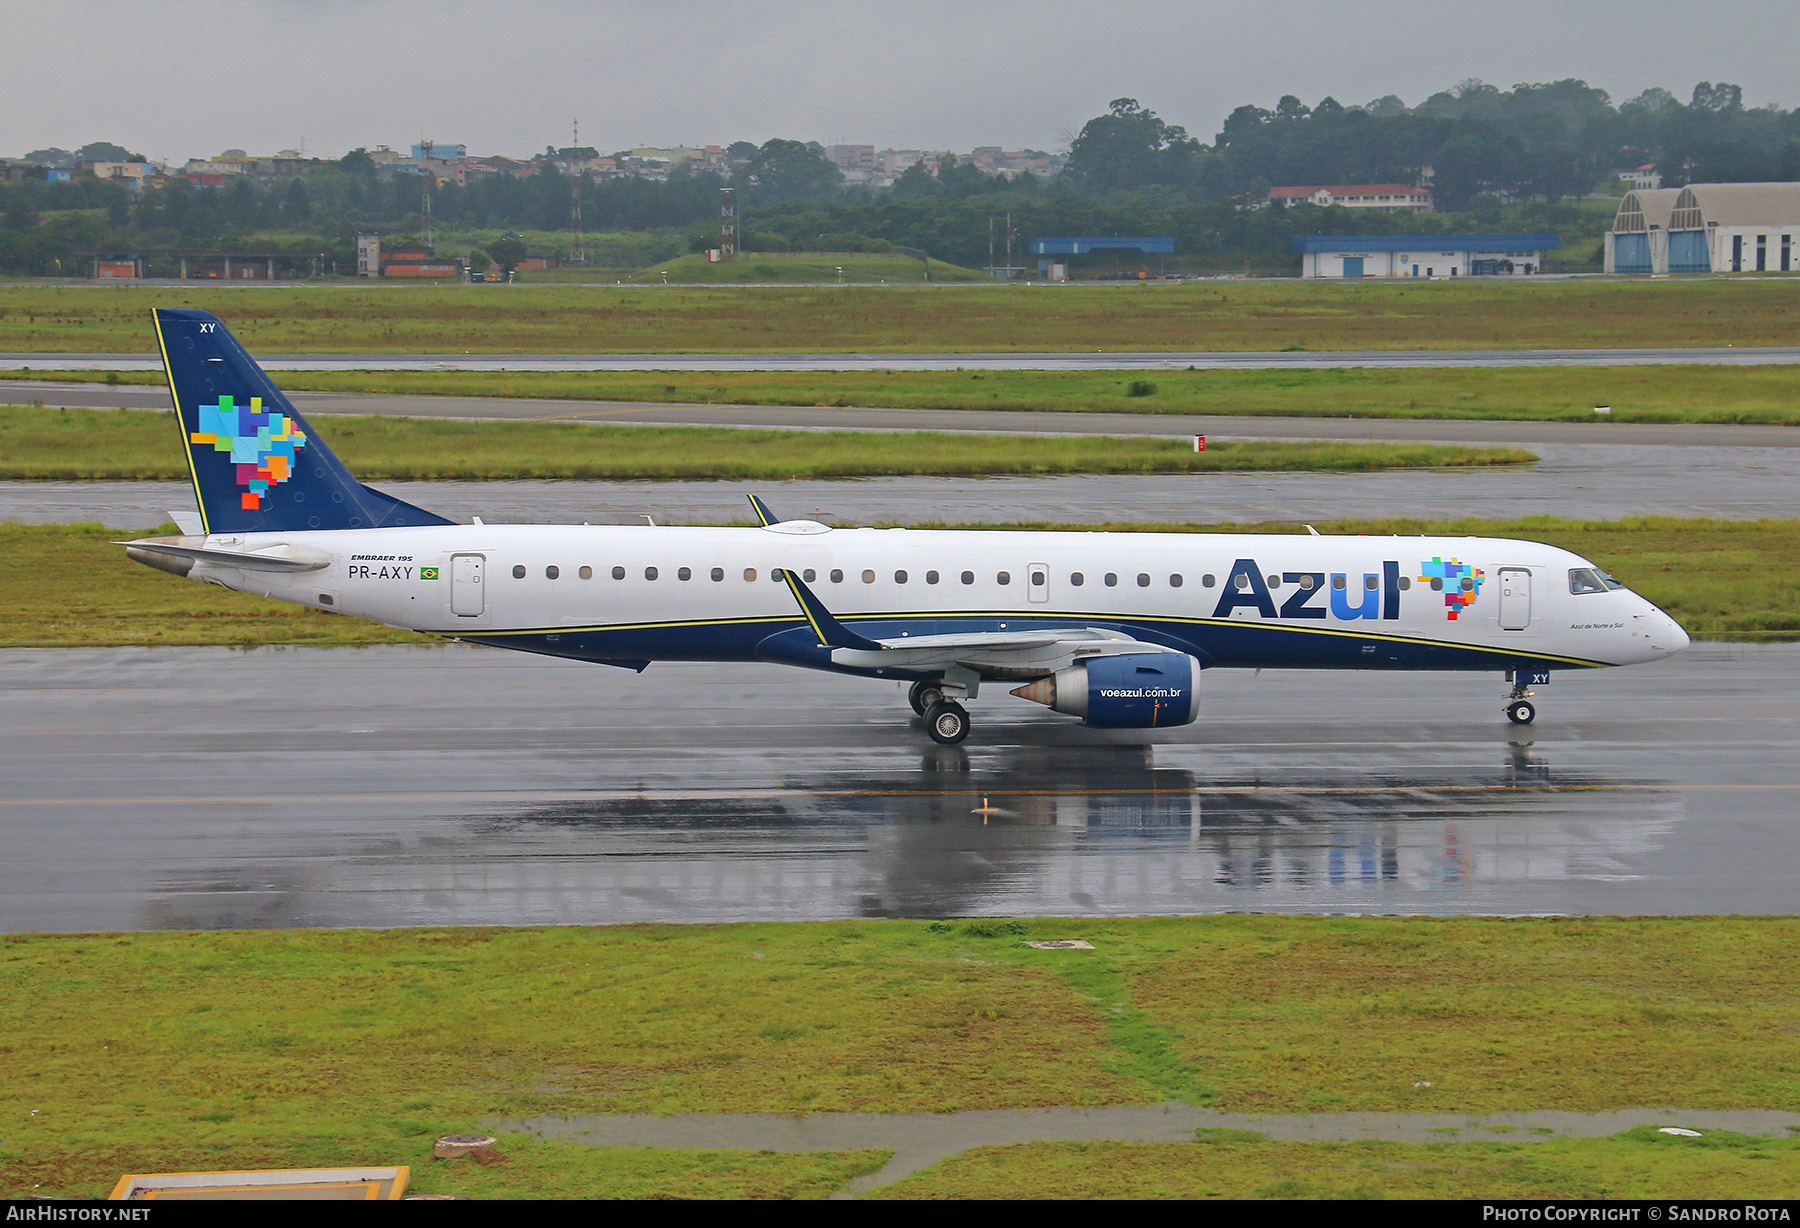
<box><xmin>1661</xmin><ymin>614</ymin><xmax>1691</xmax><ymax>654</ymax></box>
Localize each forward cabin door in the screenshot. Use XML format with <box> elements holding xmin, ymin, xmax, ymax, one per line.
<box><xmin>451</xmin><ymin>553</ymin><xmax>486</xmax><ymax>616</ymax></box>
<box><xmin>1498</xmin><ymin>567</ymin><xmax>1532</xmax><ymax>631</ymax></box>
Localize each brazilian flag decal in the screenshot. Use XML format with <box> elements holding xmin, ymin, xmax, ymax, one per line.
<box><xmin>421</xmin><ymin>567</ymin><xmax>439</xmax><ymax>580</ymax></box>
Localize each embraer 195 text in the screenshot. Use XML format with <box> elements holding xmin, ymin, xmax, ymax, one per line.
<box><xmin>123</xmin><ymin>310</ymin><xmax>1690</xmax><ymax>745</ymax></box>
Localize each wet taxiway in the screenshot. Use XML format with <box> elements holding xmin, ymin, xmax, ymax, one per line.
<box><xmin>11</xmin><ymin>436</ymin><xmax>1800</xmax><ymax>530</ymax></box>
<box><xmin>2</xmin><ymin>642</ymin><xmax>1793</xmax><ymax>931</ymax></box>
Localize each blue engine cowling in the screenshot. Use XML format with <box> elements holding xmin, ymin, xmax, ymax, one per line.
<box><xmin>1011</xmin><ymin>652</ymin><xmax>1202</xmax><ymax>728</ymax></box>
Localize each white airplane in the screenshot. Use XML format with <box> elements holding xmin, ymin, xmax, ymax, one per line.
<box><xmin>123</xmin><ymin>309</ymin><xmax>1690</xmax><ymax>745</ymax></box>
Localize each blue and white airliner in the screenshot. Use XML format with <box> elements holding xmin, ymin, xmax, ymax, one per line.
<box><xmin>122</xmin><ymin>308</ymin><xmax>1689</xmax><ymax>745</ymax></box>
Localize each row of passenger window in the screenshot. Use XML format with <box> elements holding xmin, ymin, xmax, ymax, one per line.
<box><xmin>506</xmin><ymin>564</ymin><xmax>1447</xmax><ymax>591</ymax></box>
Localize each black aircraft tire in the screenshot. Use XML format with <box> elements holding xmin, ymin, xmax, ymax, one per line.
<box><xmin>908</xmin><ymin>681</ymin><xmax>945</xmax><ymax>716</ymax></box>
<box><xmin>924</xmin><ymin>700</ymin><xmax>970</xmax><ymax>746</ymax></box>
<box><xmin>1506</xmin><ymin>700</ymin><xmax>1537</xmax><ymax>725</ymax></box>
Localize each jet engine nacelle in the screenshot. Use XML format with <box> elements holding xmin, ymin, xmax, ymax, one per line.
<box><xmin>1010</xmin><ymin>652</ymin><xmax>1202</xmax><ymax>728</ymax></box>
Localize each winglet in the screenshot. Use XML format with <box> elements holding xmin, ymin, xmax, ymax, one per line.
<box><xmin>776</xmin><ymin>569</ymin><xmax>882</xmax><ymax>651</ymax></box>
<box><xmin>747</xmin><ymin>494</ymin><xmax>780</xmax><ymax>526</ymax></box>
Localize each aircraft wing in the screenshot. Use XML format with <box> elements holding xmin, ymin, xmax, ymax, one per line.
<box><xmin>830</xmin><ymin>626</ymin><xmax>1178</xmax><ymax>673</ymax></box>
<box><xmin>775</xmin><ymin>569</ymin><xmax>1179</xmax><ymax>674</ymax></box>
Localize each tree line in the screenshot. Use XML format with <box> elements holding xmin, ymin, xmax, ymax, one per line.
<box><xmin>1</xmin><ymin>79</ymin><xmax>1793</xmax><ymax>275</ymax></box>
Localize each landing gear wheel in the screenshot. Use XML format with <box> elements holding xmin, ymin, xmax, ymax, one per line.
<box><xmin>1506</xmin><ymin>700</ymin><xmax>1537</xmax><ymax>725</ymax></box>
<box><xmin>923</xmin><ymin>700</ymin><xmax>970</xmax><ymax>746</ymax></box>
<box><xmin>908</xmin><ymin>680</ymin><xmax>946</xmax><ymax>716</ymax></box>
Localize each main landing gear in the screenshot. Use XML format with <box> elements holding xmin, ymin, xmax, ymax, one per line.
<box><xmin>1505</xmin><ymin>681</ymin><xmax>1537</xmax><ymax>725</ymax></box>
<box><xmin>908</xmin><ymin>680</ymin><xmax>970</xmax><ymax>745</ymax></box>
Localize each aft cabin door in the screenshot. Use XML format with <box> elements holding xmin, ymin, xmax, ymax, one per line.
<box><xmin>1498</xmin><ymin>567</ymin><xmax>1531</xmax><ymax>631</ymax></box>
<box><xmin>451</xmin><ymin>553</ymin><xmax>486</xmax><ymax>616</ymax></box>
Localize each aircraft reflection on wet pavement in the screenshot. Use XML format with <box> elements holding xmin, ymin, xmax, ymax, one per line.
<box><xmin>394</xmin><ymin>743</ymin><xmax>1680</xmax><ymax>924</ymax></box>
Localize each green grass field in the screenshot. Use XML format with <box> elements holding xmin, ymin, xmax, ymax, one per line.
<box><xmin>20</xmin><ymin>361</ymin><xmax>1800</xmax><ymax>426</ymax></box>
<box><xmin>871</xmin><ymin>1132</ymin><xmax>1800</xmax><ymax>1200</ymax></box>
<box><xmin>2</xmin><ymin>278</ymin><xmax>1796</xmax><ymax>353</ymax></box>
<box><xmin>2</xmin><ymin>918</ymin><xmax>1797</xmax><ymax>1198</ymax></box>
<box><xmin>4</xmin><ymin>516</ymin><xmax>1794</xmax><ymax>647</ymax></box>
<box><xmin>0</xmin><ymin>406</ymin><xmax>1531</xmax><ymax>480</ymax></box>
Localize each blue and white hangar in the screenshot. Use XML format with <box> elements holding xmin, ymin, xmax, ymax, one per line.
<box><xmin>1605</xmin><ymin>181</ymin><xmax>1800</xmax><ymax>274</ymax></box>
<box><xmin>1293</xmin><ymin>234</ymin><xmax>1559</xmax><ymax>279</ymax></box>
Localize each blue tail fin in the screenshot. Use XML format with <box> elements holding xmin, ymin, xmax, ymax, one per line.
<box><xmin>153</xmin><ymin>308</ymin><xmax>453</xmax><ymax>534</ymax></box>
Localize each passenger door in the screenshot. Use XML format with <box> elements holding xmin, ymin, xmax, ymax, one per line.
<box><xmin>1498</xmin><ymin>567</ymin><xmax>1531</xmax><ymax>631</ymax></box>
<box><xmin>451</xmin><ymin>553</ymin><xmax>486</xmax><ymax>616</ymax></box>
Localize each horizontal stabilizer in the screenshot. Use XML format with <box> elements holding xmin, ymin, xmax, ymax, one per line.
<box><xmin>120</xmin><ymin>536</ymin><xmax>330</xmax><ymax>576</ymax></box>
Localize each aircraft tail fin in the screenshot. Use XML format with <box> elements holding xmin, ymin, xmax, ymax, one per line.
<box><xmin>152</xmin><ymin>308</ymin><xmax>454</xmax><ymax>535</ymax></box>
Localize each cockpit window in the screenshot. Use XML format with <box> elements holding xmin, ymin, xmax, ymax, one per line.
<box><xmin>1568</xmin><ymin>567</ymin><xmax>1620</xmax><ymax>595</ymax></box>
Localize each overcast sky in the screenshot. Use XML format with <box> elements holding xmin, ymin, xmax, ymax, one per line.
<box><xmin>6</xmin><ymin>0</ymin><xmax>1795</xmax><ymax>162</ymax></box>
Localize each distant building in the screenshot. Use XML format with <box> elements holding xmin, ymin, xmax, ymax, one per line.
<box><xmin>1032</xmin><ymin>236</ymin><xmax>1174</xmax><ymax>281</ymax></box>
<box><xmin>1266</xmin><ymin>184</ymin><xmax>1433</xmax><ymax>212</ymax></box>
<box><xmin>1606</xmin><ymin>182</ymin><xmax>1800</xmax><ymax>274</ymax></box>
<box><xmin>90</xmin><ymin>162</ymin><xmax>158</xmax><ymax>192</ymax></box>
<box><xmin>1292</xmin><ymin>234</ymin><xmax>1558</xmax><ymax>278</ymax></box>
<box><xmin>1617</xmin><ymin>164</ymin><xmax>1661</xmax><ymax>191</ymax></box>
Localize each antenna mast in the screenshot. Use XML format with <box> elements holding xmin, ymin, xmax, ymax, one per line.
<box><xmin>569</xmin><ymin>118</ymin><xmax>586</xmax><ymax>266</ymax></box>
<box><xmin>419</xmin><ymin>137</ymin><xmax>433</xmax><ymax>249</ymax></box>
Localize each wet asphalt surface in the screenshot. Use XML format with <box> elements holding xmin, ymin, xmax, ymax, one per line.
<box><xmin>1</xmin><ymin>642</ymin><xmax>1793</xmax><ymax>931</ymax></box>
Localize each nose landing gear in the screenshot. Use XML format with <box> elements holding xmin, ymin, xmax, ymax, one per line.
<box><xmin>1505</xmin><ymin>681</ymin><xmax>1536</xmax><ymax>725</ymax></box>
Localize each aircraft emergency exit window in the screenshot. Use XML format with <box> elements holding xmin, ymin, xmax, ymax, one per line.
<box><xmin>1569</xmin><ymin>568</ymin><xmax>1608</xmax><ymax>595</ymax></box>
<box><xmin>546</xmin><ymin>565</ymin><xmax>560</xmax><ymax>580</ymax></box>
<box><xmin>678</xmin><ymin>567</ymin><xmax>692</xmax><ymax>581</ymax></box>
<box><xmin>611</xmin><ymin>566</ymin><xmax>625</xmax><ymax>580</ymax></box>
<box><xmin>997</xmin><ymin>571</ymin><xmax>1011</xmax><ymax>585</ymax></box>
<box><xmin>895</xmin><ymin>570</ymin><xmax>908</xmax><ymax>584</ymax></box>
<box><xmin>831</xmin><ymin>569</ymin><xmax>844</xmax><ymax>583</ymax></box>
<box><xmin>711</xmin><ymin>567</ymin><xmax>724</xmax><ymax>581</ymax></box>
<box><xmin>1365</xmin><ymin>575</ymin><xmax>1379</xmax><ymax>591</ymax></box>
<box><xmin>1137</xmin><ymin>573</ymin><xmax>1150</xmax><ymax>587</ymax></box>
<box><xmin>961</xmin><ymin>571</ymin><xmax>975</xmax><ymax>585</ymax></box>
<box><xmin>1169</xmin><ymin>574</ymin><xmax>1183</xmax><ymax>587</ymax></box>
<box><xmin>743</xmin><ymin>568</ymin><xmax>757</xmax><ymax>582</ymax></box>
<box><xmin>579</xmin><ymin>566</ymin><xmax>593</xmax><ymax>580</ymax></box>
<box><xmin>862</xmin><ymin>569</ymin><xmax>876</xmax><ymax>583</ymax></box>
<box><xmin>926</xmin><ymin>571</ymin><xmax>940</xmax><ymax>585</ymax></box>
<box><xmin>1031</xmin><ymin>570</ymin><xmax>1046</xmax><ymax>586</ymax></box>
<box><xmin>644</xmin><ymin>566</ymin><xmax>658</xmax><ymax>580</ymax></box>
<box><xmin>1104</xmin><ymin>573</ymin><xmax>1118</xmax><ymax>587</ymax></box>
<box><xmin>1070</xmin><ymin>572</ymin><xmax>1084</xmax><ymax>586</ymax></box>
<box><xmin>803</xmin><ymin>568</ymin><xmax>817</xmax><ymax>582</ymax></box>
<box><xmin>512</xmin><ymin>565</ymin><xmax>526</xmax><ymax>579</ymax></box>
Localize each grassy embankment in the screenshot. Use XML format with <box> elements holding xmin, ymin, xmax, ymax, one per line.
<box><xmin>1</xmin><ymin>278</ymin><xmax>1796</xmax><ymax>352</ymax></box>
<box><xmin>0</xmin><ymin>406</ymin><xmax>1531</xmax><ymax>481</ymax></box>
<box><xmin>6</xmin><ymin>516</ymin><xmax>1795</xmax><ymax>647</ymax></box>
<box><xmin>2</xmin><ymin>918</ymin><xmax>1798</xmax><ymax>1199</ymax></box>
